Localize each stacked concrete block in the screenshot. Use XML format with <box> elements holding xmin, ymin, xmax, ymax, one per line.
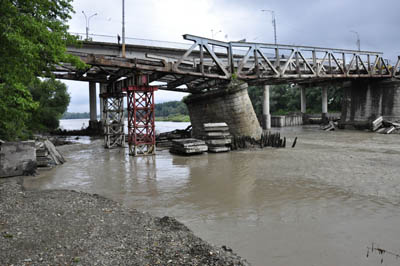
<box><xmin>170</xmin><ymin>138</ymin><xmax>208</xmax><ymax>155</ymax></box>
<box><xmin>202</xmin><ymin>123</ymin><xmax>232</xmax><ymax>153</ymax></box>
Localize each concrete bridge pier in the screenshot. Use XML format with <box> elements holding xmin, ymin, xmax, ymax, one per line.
<box><xmin>341</xmin><ymin>79</ymin><xmax>400</xmax><ymax>127</ymax></box>
<box><xmin>321</xmin><ymin>87</ymin><xmax>328</xmax><ymax>123</ymax></box>
<box><xmin>89</xmin><ymin>81</ymin><xmax>98</xmax><ymax>129</ymax></box>
<box><xmin>300</xmin><ymin>86</ymin><xmax>307</xmax><ymax>119</ymax></box>
<box><xmin>262</xmin><ymin>85</ymin><xmax>271</xmax><ymax>130</ymax></box>
<box><xmin>184</xmin><ymin>82</ymin><xmax>262</xmax><ymax>139</ymax></box>
<box><xmin>99</xmin><ymin>83</ymin><xmax>107</xmax><ymax>126</ymax></box>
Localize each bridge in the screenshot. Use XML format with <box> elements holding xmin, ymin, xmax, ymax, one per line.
<box><xmin>56</xmin><ymin>34</ymin><xmax>400</xmax><ymax>155</ymax></box>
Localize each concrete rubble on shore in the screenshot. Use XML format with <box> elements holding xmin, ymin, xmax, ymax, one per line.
<box><xmin>0</xmin><ymin>180</ymin><xmax>249</xmax><ymax>266</ymax></box>
<box><xmin>0</xmin><ymin>141</ymin><xmax>36</xmax><ymax>178</ymax></box>
<box><xmin>36</xmin><ymin>139</ymin><xmax>66</xmax><ymax>167</ymax></box>
<box><xmin>371</xmin><ymin>117</ymin><xmax>400</xmax><ymax>134</ymax></box>
<box><xmin>0</xmin><ymin>139</ymin><xmax>65</xmax><ymax>178</ymax></box>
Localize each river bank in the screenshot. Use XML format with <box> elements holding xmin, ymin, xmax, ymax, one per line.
<box><xmin>23</xmin><ymin>125</ymin><xmax>400</xmax><ymax>265</ymax></box>
<box><xmin>0</xmin><ymin>179</ymin><xmax>249</xmax><ymax>265</ymax></box>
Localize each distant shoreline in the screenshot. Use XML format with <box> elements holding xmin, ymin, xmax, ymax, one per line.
<box><xmin>61</xmin><ymin>115</ymin><xmax>190</xmax><ymax>123</ymax></box>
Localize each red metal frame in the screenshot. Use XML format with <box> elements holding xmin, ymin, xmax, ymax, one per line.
<box><xmin>124</xmin><ymin>85</ymin><xmax>158</xmax><ymax>156</ymax></box>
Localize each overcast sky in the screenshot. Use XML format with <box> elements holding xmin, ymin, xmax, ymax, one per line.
<box><xmin>64</xmin><ymin>0</ymin><xmax>400</xmax><ymax>112</ymax></box>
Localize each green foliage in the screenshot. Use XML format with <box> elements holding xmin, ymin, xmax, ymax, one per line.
<box><xmin>248</xmin><ymin>84</ymin><xmax>343</xmax><ymax>117</ymax></box>
<box><xmin>62</xmin><ymin>112</ymin><xmax>90</xmax><ymax>119</ymax></box>
<box><xmin>0</xmin><ymin>82</ymin><xmax>38</xmax><ymax>140</ymax></box>
<box><xmin>61</xmin><ymin>101</ymin><xmax>189</xmax><ymax>122</ymax></box>
<box><xmin>155</xmin><ymin>101</ymin><xmax>188</xmax><ymax>117</ymax></box>
<box><xmin>28</xmin><ymin>79</ymin><xmax>70</xmax><ymax>132</ymax></box>
<box><xmin>156</xmin><ymin>115</ymin><xmax>190</xmax><ymax>122</ymax></box>
<box><xmin>0</xmin><ymin>0</ymin><xmax>83</xmax><ymax>140</ymax></box>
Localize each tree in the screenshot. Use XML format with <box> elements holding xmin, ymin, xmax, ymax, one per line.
<box><xmin>155</xmin><ymin>101</ymin><xmax>188</xmax><ymax>117</ymax></box>
<box><xmin>248</xmin><ymin>84</ymin><xmax>343</xmax><ymax>119</ymax></box>
<box><xmin>28</xmin><ymin>79</ymin><xmax>70</xmax><ymax>132</ymax></box>
<box><xmin>0</xmin><ymin>0</ymin><xmax>84</xmax><ymax>140</ymax></box>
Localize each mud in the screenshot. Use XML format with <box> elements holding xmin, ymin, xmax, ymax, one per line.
<box><xmin>23</xmin><ymin>125</ymin><xmax>400</xmax><ymax>266</ymax></box>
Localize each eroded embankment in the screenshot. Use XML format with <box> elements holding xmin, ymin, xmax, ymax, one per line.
<box><xmin>0</xmin><ymin>179</ymin><xmax>249</xmax><ymax>266</ymax></box>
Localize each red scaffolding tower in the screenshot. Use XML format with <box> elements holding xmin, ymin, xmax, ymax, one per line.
<box><xmin>123</xmin><ymin>76</ymin><xmax>157</xmax><ymax>156</ymax></box>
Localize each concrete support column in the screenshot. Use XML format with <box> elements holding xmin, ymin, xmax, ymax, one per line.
<box><xmin>99</xmin><ymin>83</ymin><xmax>107</xmax><ymax>124</ymax></box>
<box><xmin>340</xmin><ymin>79</ymin><xmax>400</xmax><ymax>128</ymax></box>
<box><xmin>89</xmin><ymin>82</ymin><xmax>97</xmax><ymax>123</ymax></box>
<box><xmin>321</xmin><ymin>87</ymin><xmax>328</xmax><ymax>123</ymax></box>
<box><xmin>300</xmin><ymin>86</ymin><xmax>307</xmax><ymax>114</ymax></box>
<box><xmin>262</xmin><ymin>85</ymin><xmax>271</xmax><ymax>130</ymax></box>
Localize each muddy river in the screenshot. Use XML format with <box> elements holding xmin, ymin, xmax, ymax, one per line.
<box><xmin>24</xmin><ymin>125</ymin><xmax>400</xmax><ymax>265</ymax></box>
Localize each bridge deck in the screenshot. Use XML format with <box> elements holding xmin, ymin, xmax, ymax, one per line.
<box><xmin>56</xmin><ymin>34</ymin><xmax>400</xmax><ymax>92</ymax></box>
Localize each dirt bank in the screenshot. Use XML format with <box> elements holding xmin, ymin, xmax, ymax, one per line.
<box><xmin>0</xmin><ymin>179</ymin><xmax>249</xmax><ymax>266</ymax></box>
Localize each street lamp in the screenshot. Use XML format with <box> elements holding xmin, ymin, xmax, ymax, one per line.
<box><xmin>82</xmin><ymin>11</ymin><xmax>97</xmax><ymax>40</ymax></box>
<box><xmin>211</xmin><ymin>29</ymin><xmax>222</xmax><ymax>52</ymax></box>
<box><xmin>350</xmin><ymin>30</ymin><xmax>361</xmax><ymax>51</ymax></box>
<box><xmin>211</xmin><ymin>29</ymin><xmax>222</xmax><ymax>39</ymax></box>
<box><xmin>261</xmin><ymin>9</ymin><xmax>277</xmax><ymax>45</ymax></box>
<box><xmin>122</xmin><ymin>0</ymin><xmax>126</xmax><ymax>57</ymax></box>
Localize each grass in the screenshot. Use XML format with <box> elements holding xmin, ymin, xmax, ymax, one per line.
<box><xmin>155</xmin><ymin>115</ymin><xmax>190</xmax><ymax>122</ymax></box>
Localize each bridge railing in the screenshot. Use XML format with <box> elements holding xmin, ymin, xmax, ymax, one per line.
<box><xmin>228</xmin><ymin>41</ymin><xmax>393</xmax><ymax>80</ymax></box>
<box><xmin>68</xmin><ymin>32</ymin><xmax>400</xmax><ymax>84</ymax></box>
<box><xmin>175</xmin><ymin>35</ymin><xmax>395</xmax><ymax>82</ymax></box>
<box><xmin>70</xmin><ymin>32</ymin><xmax>193</xmax><ymax>50</ymax></box>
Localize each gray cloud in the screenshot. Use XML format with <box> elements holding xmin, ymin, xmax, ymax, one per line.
<box><xmin>64</xmin><ymin>0</ymin><xmax>400</xmax><ymax>112</ymax></box>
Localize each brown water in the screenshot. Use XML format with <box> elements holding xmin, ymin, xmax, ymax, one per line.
<box><xmin>24</xmin><ymin>126</ymin><xmax>400</xmax><ymax>266</ymax></box>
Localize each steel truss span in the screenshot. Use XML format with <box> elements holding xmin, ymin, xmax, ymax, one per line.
<box><xmin>58</xmin><ymin>34</ymin><xmax>400</xmax><ymax>93</ymax></box>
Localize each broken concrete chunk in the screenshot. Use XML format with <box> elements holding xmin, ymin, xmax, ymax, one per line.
<box><xmin>0</xmin><ymin>141</ymin><xmax>36</xmax><ymax>178</ymax></box>
<box><xmin>371</xmin><ymin>116</ymin><xmax>383</xmax><ymax>131</ymax></box>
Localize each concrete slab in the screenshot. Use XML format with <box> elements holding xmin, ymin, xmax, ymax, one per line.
<box><xmin>208</xmin><ymin>146</ymin><xmax>231</xmax><ymax>153</ymax></box>
<box><xmin>205</xmin><ymin>139</ymin><xmax>232</xmax><ymax>145</ymax></box>
<box><xmin>171</xmin><ymin>138</ymin><xmax>206</xmax><ymax>148</ymax></box>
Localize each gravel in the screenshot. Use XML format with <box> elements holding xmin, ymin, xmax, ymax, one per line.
<box><xmin>0</xmin><ymin>178</ymin><xmax>250</xmax><ymax>266</ymax></box>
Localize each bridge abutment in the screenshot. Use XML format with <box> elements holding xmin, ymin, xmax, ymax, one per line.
<box><xmin>184</xmin><ymin>82</ymin><xmax>262</xmax><ymax>139</ymax></box>
<box><xmin>341</xmin><ymin>79</ymin><xmax>400</xmax><ymax>126</ymax></box>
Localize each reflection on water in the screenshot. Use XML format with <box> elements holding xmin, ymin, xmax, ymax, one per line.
<box><xmin>59</xmin><ymin>119</ymin><xmax>190</xmax><ymax>134</ymax></box>
<box><xmin>24</xmin><ymin>125</ymin><xmax>400</xmax><ymax>266</ymax></box>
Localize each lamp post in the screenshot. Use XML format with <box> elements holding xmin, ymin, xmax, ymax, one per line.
<box><xmin>211</xmin><ymin>29</ymin><xmax>222</xmax><ymax>39</ymax></box>
<box><xmin>261</xmin><ymin>9</ymin><xmax>277</xmax><ymax>45</ymax></box>
<box><xmin>82</xmin><ymin>11</ymin><xmax>97</xmax><ymax>40</ymax></box>
<box><xmin>211</xmin><ymin>29</ymin><xmax>222</xmax><ymax>52</ymax></box>
<box><xmin>350</xmin><ymin>30</ymin><xmax>361</xmax><ymax>51</ymax></box>
<box><xmin>122</xmin><ymin>0</ymin><xmax>126</xmax><ymax>57</ymax></box>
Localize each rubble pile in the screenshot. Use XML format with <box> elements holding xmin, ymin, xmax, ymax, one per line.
<box><xmin>169</xmin><ymin>138</ymin><xmax>208</xmax><ymax>155</ymax></box>
<box><xmin>156</xmin><ymin>126</ymin><xmax>192</xmax><ymax>149</ymax></box>
<box><xmin>371</xmin><ymin>117</ymin><xmax>400</xmax><ymax>134</ymax></box>
<box><xmin>36</xmin><ymin>140</ymin><xmax>65</xmax><ymax>167</ymax></box>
